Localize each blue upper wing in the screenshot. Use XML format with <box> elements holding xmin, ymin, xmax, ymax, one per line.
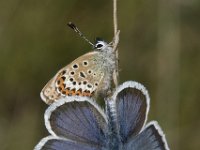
<box><xmin>35</xmin><ymin>136</ymin><xmax>102</xmax><ymax>150</ymax></box>
<box><xmin>44</xmin><ymin>97</ymin><xmax>107</xmax><ymax>147</ymax></box>
<box><xmin>124</xmin><ymin>122</ymin><xmax>170</xmax><ymax>150</ymax></box>
<box><xmin>111</xmin><ymin>81</ymin><xmax>150</xmax><ymax>143</ymax></box>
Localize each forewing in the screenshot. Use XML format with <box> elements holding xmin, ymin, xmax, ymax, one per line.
<box><xmin>124</xmin><ymin>121</ymin><xmax>170</xmax><ymax>150</ymax></box>
<box><xmin>45</xmin><ymin>97</ymin><xmax>107</xmax><ymax>146</ymax></box>
<box><xmin>40</xmin><ymin>51</ymin><xmax>104</xmax><ymax>104</ymax></box>
<box><xmin>55</xmin><ymin>51</ymin><xmax>104</xmax><ymax>96</ymax></box>
<box><xmin>110</xmin><ymin>81</ymin><xmax>150</xmax><ymax>143</ymax></box>
<box><xmin>34</xmin><ymin>136</ymin><xmax>102</xmax><ymax>150</ymax></box>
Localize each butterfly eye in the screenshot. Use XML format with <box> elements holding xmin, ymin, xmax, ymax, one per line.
<box><xmin>95</xmin><ymin>41</ymin><xmax>106</xmax><ymax>50</ymax></box>
<box><xmin>96</xmin><ymin>43</ymin><xmax>103</xmax><ymax>48</ymax></box>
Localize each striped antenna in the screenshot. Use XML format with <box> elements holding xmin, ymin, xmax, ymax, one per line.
<box><xmin>67</xmin><ymin>22</ymin><xmax>94</xmax><ymax>46</ymax></box>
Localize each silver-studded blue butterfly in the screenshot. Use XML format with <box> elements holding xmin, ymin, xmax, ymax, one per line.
<box><xmin>34</xmin><ymin>81</ymin><xmax>170</xmax><ymax>150</ymax></box>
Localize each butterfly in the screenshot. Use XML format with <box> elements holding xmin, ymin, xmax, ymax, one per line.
<box><xmin>35</xmin><ymin>81</ymin><xmax>170</xmax><ymax>150</ymax></box>
<box><xmin>40</xmin><ymin>22</ymin><xmax>118</xmax><ymax>104</ymax></box>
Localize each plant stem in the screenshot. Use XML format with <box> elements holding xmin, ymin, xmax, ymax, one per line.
<box><xmin>113</xmin><ymin>0</ymin><xmax>120</xmax><ymax>87</ymax></box>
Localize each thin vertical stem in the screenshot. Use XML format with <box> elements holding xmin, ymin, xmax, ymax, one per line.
<box><xmin>113</xmin><ymin>0</ymin><xmax>118</xmax><ymax>36</ymax></box>
<box><xmin>113</xmin><ymin>0</ymin><xmax>120</xmax><ymax>87</ymax></box>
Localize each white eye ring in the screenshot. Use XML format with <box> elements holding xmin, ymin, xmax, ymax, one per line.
<box><xmin>95</xmin><ymin>41</ymin><xmax>106</xmax><ymax>50</ymax></box>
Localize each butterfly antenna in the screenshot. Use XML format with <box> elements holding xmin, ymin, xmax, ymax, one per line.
<box><xmin>67</xmin><ymin>22</ymin><xmax>94</xmax><ymax>47</ymax></box>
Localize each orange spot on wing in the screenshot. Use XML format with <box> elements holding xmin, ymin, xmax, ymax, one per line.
<box><xmin>59</xmin><ymin>86</ymin><xmax>95</xmax><ymax>97</ymax></box>
<box><xmin>65</xmin><ymin>89</ymin><xmax>70</xmax><ymax>95</ymax></box>
<box><xmin>80</xmin><ymin>90</ymin><xmax>93</xmax><ymax>97</ymax></box>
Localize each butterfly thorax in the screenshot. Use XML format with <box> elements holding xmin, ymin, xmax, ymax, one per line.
<box><xmin>93</xmin><ymin>46</ymin><xmax>116</xmax><ymax>93</ymax></box>
<box><xmin>95</xmin><ymin>46</ymin><xmax>116</xmax><ymax>70</ymax></box>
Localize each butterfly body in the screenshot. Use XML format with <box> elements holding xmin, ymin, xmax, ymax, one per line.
<box><xmin>41</xmin><ymin>40</ymin><xmax>117</xmax><ymax>104</ymax></box>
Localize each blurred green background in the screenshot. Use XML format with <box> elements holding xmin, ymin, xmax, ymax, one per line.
<box><xmin>0</xmin><ymin>0</ymin><xmax>200</xmax><ymax>149</ymax></box>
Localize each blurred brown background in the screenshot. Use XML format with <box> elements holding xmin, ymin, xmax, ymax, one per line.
<box><xmin>0</xmin><ymin>0</ymin><xmax>200</xmax><ymax>149</ymax></box>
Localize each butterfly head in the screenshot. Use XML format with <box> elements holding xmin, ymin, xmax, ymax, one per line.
<box><xmin>94</xmin><ymin>38</ymin><xmax>113</xmax><ymax>53</ymax></box>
